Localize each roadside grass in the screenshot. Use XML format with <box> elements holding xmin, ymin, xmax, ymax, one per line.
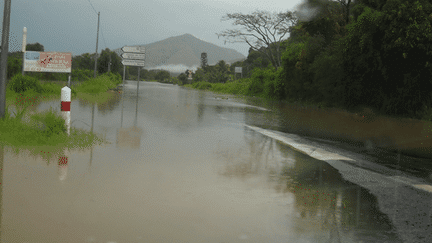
<box><xmin>0</xmin><ymin>72</ymin><xmax>120</xmax><ymax>161</ymax></box>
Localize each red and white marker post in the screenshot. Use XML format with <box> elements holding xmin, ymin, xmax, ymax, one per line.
<box><xmin>59</xmin><ymin>86</ymin><xmax>71</xmax><ymax>181</ymax></box>
<box><xmin>61</xmin><ymin>86</ymin><xmax>71</xmax><ymax>135</ymax></box>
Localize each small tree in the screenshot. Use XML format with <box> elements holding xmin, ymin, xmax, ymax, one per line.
<box><xmin>178</xmin><ymin>73</ymin><xmax>188</xmax><ymax>85</ymax></box>
<box><xmin>26</xmin><ymin>42</ymin><xmax>44</xmax><ymax>52</ymax></box>
<box><xmin>155</xmin><ymin>70</ymin><xmax>170</xmax><ymax>82</ymax></box>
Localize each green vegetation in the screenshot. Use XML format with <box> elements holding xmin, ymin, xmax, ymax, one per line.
<box><xmin>0</xmin><ymin>71</ymin><xmax>122</xmax><ymax>162</ymax></box>
<box><xmin>175</xmin><ymin>0</ymin><xmax>432</xmax><ymax>159</ymax></box>
<box><xmin>178</xmin><ymin>0</ymin><xmax>432</xmax><ymax>124</ymax></box>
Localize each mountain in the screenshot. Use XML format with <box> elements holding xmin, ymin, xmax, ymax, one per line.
<box><xmin>113</xmin><ymin>34</ymin><xmax>246</xmax><ymax>71</ymax></box>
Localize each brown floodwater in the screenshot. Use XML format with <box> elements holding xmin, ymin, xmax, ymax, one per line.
<box><xmin>0</xmin><ymin>81</ymin><xmax>430</xmax><ymax>242</ymax></box>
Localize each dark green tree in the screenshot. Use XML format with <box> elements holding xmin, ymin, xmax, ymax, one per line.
<box><xmin>178</xmin><ymin>73</ymin><xmax>188</xmax><ymax>84</ymax></box>
<box><xmin>72</xmin><ymin>53</ymin><xmax>96</xmax><ymax>71</ymax></box>
<box><xmin>192</xmin><ymin>67</ymin><xmax>205</xmax><ymax>82</ymax></box>
<box><xmin>155</xmin><ymin>70</ymin><xmax>171</xmax><ymax>82</ymax></box>
<box><xmin>341</xmin><ymin>0</ymin><xmax>432</xmax><ymax>118</ymax></box>
<box><xmin>97</xmin><ymin>48</ymin><xmax>123</xmax><ymax>76</ymax></box>
<box><xmin>139</xmin><ymin>68</ymin><xmax>149</xmax><ymax>80</ymax></box>
<box><xmin>6</xmin><ymin>52</ymin><xmax>22</xmax><ymax>80</ymax></box>
<box><xmin>25</xmin><ymin>42</ymin><xmax>44</xmax><ymax>52</ymax></box>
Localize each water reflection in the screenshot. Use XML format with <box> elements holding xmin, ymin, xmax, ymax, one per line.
<box><xmin>2</xmin><ymin>81</ymin><xmax>430</xmax><ymax>242</ymax></box>
<box><xmin>117</xmin><ymin>83</ymin><xmax>143</xmax><ymax>149</ymax></box>
<box><xmin>214</xmin><ymin>127</ymin><xmax>404</xmax><ymax>242</ymax></box>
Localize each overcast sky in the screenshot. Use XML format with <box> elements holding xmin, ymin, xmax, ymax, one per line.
<box><xmin>0</xmin><ymin>0</ymin><xmax>308</xmax><ymax>58</ymax></box>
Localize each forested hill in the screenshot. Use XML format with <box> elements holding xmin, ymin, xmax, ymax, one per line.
<box><xmin>113</xmin><ymin>34</ymin><xmax>246</xmax><ymax>69</ymax></box>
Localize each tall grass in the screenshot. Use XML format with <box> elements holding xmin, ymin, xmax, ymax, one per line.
<box><xmin>0</xmin><ymin>72</ymin><xmax>120</xmax><ymax>161</ymax></box>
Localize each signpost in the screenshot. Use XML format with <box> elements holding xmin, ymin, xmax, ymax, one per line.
<box><xmin>121</xmin><ymin>59</ymin><xmax>145</xmax><ymax>67</ymax></box>
<box><xmin>120</xmin><ymin>45</ymin><xmax>146</xmax><ymax>86</ymax></box>
<box><xmin>121</xmin><ymin>53</ymin><xmax>145</xmax><ymax>60</ymax></box>
<box><xmin>187</xmin><ymin>70</ymin><xmax>192</xmax><ymax>80</ymax></box>
<box><xmin>22</xmin><ymin>27</ymin><xmax>27</xmax><ymax>76</ymax></box>
<box><xmin>120</xmin><ymin>45</ymin><xmax>146</xmax><ymax>116</ymax></box>
<box><xmin>122</xmin><ymin>46</ymin><xmax>146</xmax><ymax>53</ymax></box>
<box><xmin>24</xmin><ymin>51</ymin><xmax>72</xmax><ymax>73</ymax></box>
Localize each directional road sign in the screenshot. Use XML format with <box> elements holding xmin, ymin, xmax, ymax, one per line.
<box><xmin>122</xmin><ymin>46</ymin><xmax>145</xmax><ymax>53</ymax></box>
<box><xmin>122</xmin><ymin>59</ymin><xmax>145</xmax><ymax>66</ymax></box>
<box><xmin>121</xmin><ymin>53</ymin><xmax>145</xmax><ymax>60</ymax></box>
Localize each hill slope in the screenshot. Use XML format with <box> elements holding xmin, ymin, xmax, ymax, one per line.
<box><xmin>113</xmin><ymin>33</ymin><xmax>246</xmax><ymax>72</ymax></box>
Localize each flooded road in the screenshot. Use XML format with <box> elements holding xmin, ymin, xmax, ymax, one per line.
<box><xmin>1</xmin><ymin>81</ymin><xmax>431</xmax><ymax>242</ymax></box>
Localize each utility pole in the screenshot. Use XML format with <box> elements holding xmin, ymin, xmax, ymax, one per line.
<box><xmin>0</xmin><ymin>0</ymin><xmax>12</xmax><ymax>120</ymax></box>
<box><xmin>94</xmin><ymin>12</ymin><xmax>100</xmax><ymax>79</ymax></box>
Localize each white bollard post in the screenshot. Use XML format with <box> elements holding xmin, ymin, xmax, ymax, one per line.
<box><xmin>61</xmin><ymin>86</ymin><xmax>71</xmax><ymax>135</ymax></box>
<box><xmin>58</xmin><ymin>147</ymin><xmax>68</xmax><ymax>182</ymax></box>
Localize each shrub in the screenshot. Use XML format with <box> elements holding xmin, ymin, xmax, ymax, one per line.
<box><xmin>29</xmin><ymin>107</ymin><xmax>67</xmax><ymax>138</ymax></box>
<box><xmin>40</xmin><ymin>82</ymin><xmax>62</xmax><ymax>95</ymax></box>
<box><xmin>101</xmin><ymin>72</ymin><xmax>122</xmax><ymax>86</ymax></box>
<box><xmin>72</xmin><ymin>68</ymin><xmax>93</xmax><ymax>82</ymax></box>
<box><xmin>262</xmin><ymin>65</ymin><xmax>286</xmax><ymax>100</ymax></box>
<box><xmin>192</xmin><ymin>81</ymin><xmax>212</xmax><ymax>90</ymax></box>
<box><xmin>8</xmin><ymin>74</ymin><xmax>44</xmax><ymax>93</ymax></box>
<box><xmin>248</xmin><ymin>67</ymin><xmax>265</xmax><ymax>95</ymax></box>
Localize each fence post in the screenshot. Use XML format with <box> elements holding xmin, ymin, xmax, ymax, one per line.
<box><xmin>61</xmin><ymin>86</ymin><xmax>71</xmax><ymax>135</ymax></box>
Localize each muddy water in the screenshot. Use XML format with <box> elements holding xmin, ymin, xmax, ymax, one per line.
<box><xmin>0</xmin><ymin>81</ymin><xmax>426</xmax><ymax>242</ymax></box>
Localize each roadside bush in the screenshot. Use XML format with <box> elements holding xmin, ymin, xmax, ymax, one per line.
<box><xmin>261</xmin><ymin>65</ymin><xmax>286</xmax><ymax>100</ymax></box>
<box><xmin>248</xmin><ymin>67</ymin><xmax>266</xmax><ymax>96</ymax></box>
<box><xmin>7</xmin><ymin>53</ymin><xmax>22</xmax><ymax>80</ymax></box>
<box><xmin>192</xmin><ymin>81</ymin><xmax>212</xmax><ymax>90</ymax></box>
<box><xmin>8</xmin><ymin>74</ymin><xmax>44</xmax><ymax>93</ymax></box>
<box><xmin>178</xmin><ymin>73</ymin><xmax>188</xmax><ymax>84</ymax></box>
<box><xmin>72</xmin><ymin>68</ymin><xmax>93</xmax><ymax>82</ymax></box>
<box><xmin>211</xmin><ymin>83</ymin><xmax>225</xmax><ymax>93</ymax></box>
<box><xmin>28</xmin><ymin>107</ymin><xmax>67</xmax><ymax>138</ymax></box>
<box><xmin>40</xmin><ymin>82</ymin><xmax>62</xmax><ymax>95</ymax></box>
<box><xmin>73</xmin><ymin>74</ymin><xmax>116</xmax><ymax>94</ymax></box>
<box><xmin>101</xmin><ymin>72</ymin><xmax>122</xmax><ymax>86</ymax></box>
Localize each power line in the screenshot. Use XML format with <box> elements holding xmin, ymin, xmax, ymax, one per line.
<box><xmin>100</xmin><ymin>24</ymin><xmax>107</xmax><ymax>51</ymax></box>
<box><xmin>85</xmin><ymin>0</ymin><xmax>98</xmax><ymax>15</ymax></box>
<box><xmin>85</xmin><ymin>0</ymin><xmax>108</xmax><ymax>52</ymax></box>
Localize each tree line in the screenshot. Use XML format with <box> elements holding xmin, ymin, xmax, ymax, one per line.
<box><xmin>203</xmin><ymin>0</ymin><xmax>432</xmax><ymax>121</ymax></box>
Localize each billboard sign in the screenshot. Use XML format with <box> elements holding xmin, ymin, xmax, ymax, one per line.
<box><xmin>235</xmin><ymin>67</ymin><xmax>242</xmax><ymax>73</ymax></box>
<box><xmin>24</xmin><ymin>51</ymin><xmax>72</xmax><ymax>73</ymax></box>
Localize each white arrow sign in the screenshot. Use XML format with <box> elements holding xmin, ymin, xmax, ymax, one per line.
<box><xmin>122</xmin><ymin>59</ymin><xmax>145</xmax><ymax>66</ymax></box>
<box><xmin>121</xmin><ymin>53</ymin><xmax>145</xmax><ymax>60</ymax></box>
<box><xmin>122</xmin><ymin>46</ymin><xmax>145</xmax><ymax>53</ymax></box>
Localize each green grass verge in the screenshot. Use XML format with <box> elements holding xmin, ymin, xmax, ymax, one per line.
<box><xmin>0</xmin><ymin>73</ymin><xmax>121</xmax><ymax>160</ymax></box>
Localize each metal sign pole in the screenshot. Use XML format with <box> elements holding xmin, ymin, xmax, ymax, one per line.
<box><xmin>121</xmin><ymin>65</ymin><xmax>125</xmax><ymax>128</ymax></box>
<box><xmin>22</xmin><ymin>27</ymin><xmax>27</xmax><ymax>76</ymax></box>
<box><xmin>94</xmin><ymin>12</ymin><xmax>100</xmax><ymax>78</ymax></box>
<box><xmin>137</xmin><ymin>66</ymin><xmax>140</xmax><ymax>92</ymax></box>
